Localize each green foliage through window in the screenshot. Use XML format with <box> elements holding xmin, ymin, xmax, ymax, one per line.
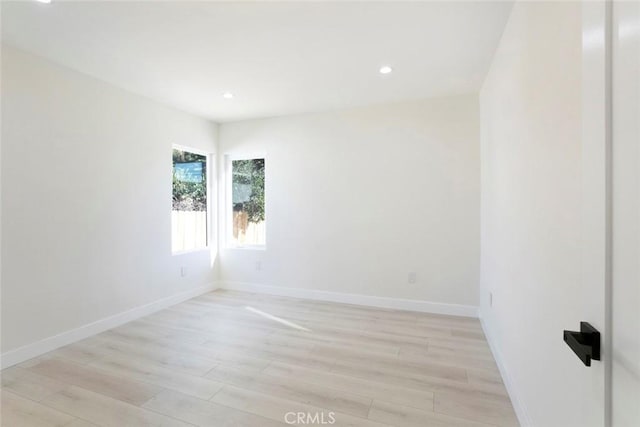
<box><xmin>173</xmin><ymin>149</ymin><xmax>207</xmax><ymax>211</ymax></box>
<box><xmin>232</xmin><ymin>159</ymin><xmax>265</xmax><ymax>224</ymax></box>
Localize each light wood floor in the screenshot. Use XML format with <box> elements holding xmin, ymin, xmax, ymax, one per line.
<box><xmin>1</xmin><ymin>290</ymin><xmax>519</xmax><ymax>427</ymax></box>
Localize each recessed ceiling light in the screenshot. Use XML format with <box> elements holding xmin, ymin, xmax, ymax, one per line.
<box><xmin>379</xmin><ymin>66</ymin><xmax>393</xmax><ymax>75</ymax></box>
<box><xmin>222</xmin><ymin>92</ymin><xmax>234</xmax><ymax>99</ymax></box>
<box><xmin>35</xmin><ymin>0</ymin><xmax>52</xmax><ymax>3</ymax></box>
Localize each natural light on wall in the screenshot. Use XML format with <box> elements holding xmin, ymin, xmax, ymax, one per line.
<box><xmin>172</xmin><ymin>147</ymin><xmax>208</xmax><ymax>253</ymax></box>
<box><xmin>229</xmin><ymin>157</ymin><xmax>266</xmax><ymax>247</ymax></box>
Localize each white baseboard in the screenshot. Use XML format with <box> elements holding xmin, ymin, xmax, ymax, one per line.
<box><xmin>479</xmin><ymin>312</ymin><xmax>532</xmax><ymax>427</ymax></box>
<box><xmin>0</xmin><ymin>283</ymin><xmax>218</xmax><ymax>369</ymax></box>
<box><xmin>219</xmin><ymin>281</ymin><xmax>478</xmax><ymax>318</ymax></box>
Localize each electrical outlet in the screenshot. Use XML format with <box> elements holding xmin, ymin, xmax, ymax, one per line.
<box><xmin>489</xmin><ymin>292</ymin><xmax>493</xmax><ymax>307</ymax></box>
<box><xmin>180</xmin><ymin>266</ymin><xmax>188</xmax><ymax>277</ymax></box>
<box><xmin>408</xmin><ymin>272</ymin><xmax>417</xmax><ymax>284</ymax></box>
<box><xmin>255</xmin><ymin>261</ymin><xmax>262</xmax><ymax>271</ymax></box>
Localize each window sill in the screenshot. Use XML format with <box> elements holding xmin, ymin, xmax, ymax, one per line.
<box><xmin>226</xmin><ymin>246</ymin><xmax>266</xmax><ymax>251</ymax></box>
<box><xmin>172</xmin><ymin>247</ymin><xmax>210</xmax><ymax>256</ymax></box>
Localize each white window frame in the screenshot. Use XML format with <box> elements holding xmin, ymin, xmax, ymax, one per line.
<box><xmin>172</xmin><ymin>144</ymin><xmax>213</xmax><ymax>255</ymax></box>
<box><xmin>225</xmin><ymin>153</ymin><xmax>266</xmax><ymax>250</ymax></box>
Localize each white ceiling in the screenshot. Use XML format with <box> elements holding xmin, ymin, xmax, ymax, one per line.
<box><xmin>1</xmin><ymin>1</ymin><xmax>513</xmax><ymax>123</ymax></box>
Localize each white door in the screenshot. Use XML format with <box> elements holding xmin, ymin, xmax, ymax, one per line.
<box><xmin>611</xmin><ymin>0</ymin><xmax>640</xmax><ymax>425</ymax></box>
<box><xmin>580</xmin><ymin>1</ymin><xmax>640</xmax><ymax>424</ymax></box>
<box><xmin>580</xmin><ymin>2</ymin><xmax>611</xmax><ymax>425</ymax></box>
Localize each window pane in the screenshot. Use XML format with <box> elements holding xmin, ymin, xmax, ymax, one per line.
<box><xmin>231</xmin><ymin>158</ymin><xmax>265</xmax><ymax>246</ymax></box>
<box><xmin>172</xmin><ymin>149</ymin><xmax>207</xmax><ymax>252</ymax></box>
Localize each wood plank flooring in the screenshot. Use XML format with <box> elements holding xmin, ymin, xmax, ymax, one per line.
<box><xmin>1</xmin><ymin>290</ymin><xmax>519</xmax><ymax>426</ymax></box>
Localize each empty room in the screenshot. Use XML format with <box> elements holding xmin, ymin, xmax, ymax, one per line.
<box><xmin>1</xmin><ymin>1</ymin><xmax>638</xmax><ymax>426</ymax></box>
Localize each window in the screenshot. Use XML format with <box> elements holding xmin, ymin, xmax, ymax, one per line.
<box><xmin>229</xmin><ymin>157</ymin><xmax>265</xmax><ymax>247</ymax></box>
<box><xmin>172</xmin><ymin>147</ymin><xmax>208</xmax><ymax>252</ymax></box>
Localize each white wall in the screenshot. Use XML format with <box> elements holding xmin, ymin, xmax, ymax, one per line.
<box><xmin>480</xmin><ymin>2</ymin><xmax>607</xmax><ymax>426</ymax></box>
<box><xmin>218</xmin><ymin>95</ymin><xmax>480</xmax><ymax>311</ymax></box>
<box><xmin>1</xmin><ymin>46</ymin><xmax>218</xmax><ymax>362</ymax></box>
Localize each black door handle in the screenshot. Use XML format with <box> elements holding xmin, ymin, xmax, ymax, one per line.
<box><xmin>563</xmin><ymin>322</ymin><xmax>601</xmax><ymax>367</ymax></box>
